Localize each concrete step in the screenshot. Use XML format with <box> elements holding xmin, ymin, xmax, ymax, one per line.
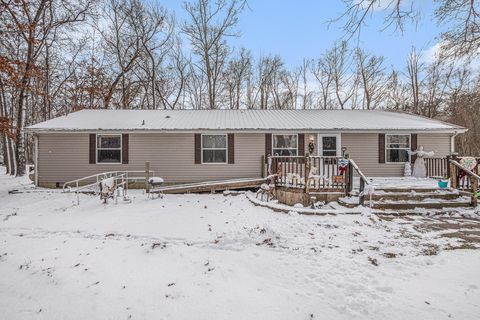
<box><xmin>371</xmin><ymin>191</ymin><xmax>459</xmax><ymax>201</ymax></box>
<box><xmin>373</xmin><ymin>187</ymin><xmax>444</xmax><ymax>193</ymax></box>
<box><xmin>369</xmin><ymin>199</ymin><xmax>472</xmax><ymax>210</ymax></box>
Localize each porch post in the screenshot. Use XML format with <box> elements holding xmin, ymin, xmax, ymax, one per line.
<box><xmin>145</xmin><ymin>161</ymin><xmax>150</xmax><ymax>193</ymax></box>
<box><xmin>304</xmin><ymin>155</ymin><xmax>310</xmax><ymax>194</ymax></box>
<box><xmin>471</xmin><ymin>175</ymin><xmax>478</xmax><ymax>207</ymax></box>
<box><xmin>449</xmin><ymin>153</ymin><xmax>458</xmax><ymax>189</ymax></box>
<box><xmin>359</xmin><ymin>178</ymin><xmax>365</xmax><ymax>206</ymax></box>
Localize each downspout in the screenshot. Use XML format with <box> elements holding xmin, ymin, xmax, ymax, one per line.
<box><xmin>450</xmin><ymin>131</ymin><xmax>459</xmax><ymax>154</ymax></box>
<box><xmin>34</xmin><ymin>133</ymin><xmax>39</xmax><ymax>186</ymax></box>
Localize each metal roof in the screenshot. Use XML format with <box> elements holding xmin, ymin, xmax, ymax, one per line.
<box><xmin>26</xmin><ymin>109</ymin><xmax>466</xmax><ymax>133</ymax></box>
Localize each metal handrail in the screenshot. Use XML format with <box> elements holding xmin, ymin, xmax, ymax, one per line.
<box><xmin>62</xmin><ymin>170</ymin><xmax>155</xmax><ymax>193</ymax></box>
<box><xmin>62</xmin><ymin>170</ymin><xmax>155</xmax><ymax>205</ymax></box>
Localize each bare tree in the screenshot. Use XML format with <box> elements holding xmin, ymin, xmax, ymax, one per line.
<box><xmin>182</xmin><ymin>0</ymin><xmax>246</xmax><ymax>109</ymax></box>
<box><xmin>328</xmin><ymin>42</ymin><xmax>358</xmax><ymax>109</ymax></box>
<box><xmin>355</xmin><ymin>48</ymin><xmax>386</xmax><ymax>110</ymax></box>
<box><xmin>98</xmin><ymin>0</ymin><xmax>169</xmax><ymax>109</ymax></box>
<box><xmin>311</xmin><ymin>56</ymin><xmax>334</xmax><ymax>109</ymax></box>
<box><xmin>384</xmin><ymin>70</ymin><xmax>407</xmax><ymax>110</ymax></box>
<box><xmin>405</xmin><ymin>47</ymin><xmax>422</xmax><ymax>113</ymax></box>
<box><xmin>336</xmin><ymin>0</ymin><xmax>480</xmax><ymax>58</ymax></box>
<box><xmin>0</xmin><ymin>0</ymin><xmax>94</xmax><ymax>175</ymax></box>
<box><xmin>224</xmin><ymin>48</ymin><xmax>252</xmax><ymax>109</ymax></box>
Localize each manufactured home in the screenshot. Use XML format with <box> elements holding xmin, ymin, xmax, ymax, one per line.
<box><xmin>26</xmin><ymin>109</ymin><xmax>466</xmax><ymax>188</ymax></box>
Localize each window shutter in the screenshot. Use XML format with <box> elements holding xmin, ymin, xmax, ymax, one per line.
<box><xmin>122</xmin><ymin>134</ymin><xmax>129</xmax><ymax>164</ymax></box>
<box><xmin>410</xmin><ymin>133</ymin><xmax>418</xmax><ymax>164</ymax></box>
<box><xmin>228</xmin><ymin>133</ymin><xmax>234</xmax><ymax>164</ymax></box>
<box><xmin>378</xmin><ymin>134</ymin><xmax>385</xmax><ymax>164</ymax></box>
<box><xmin>298</xmin><ymin>133</ymin><xmax>305</xmax><ymax>156</ymax></box>
<box><xmin>89</xmin><ymin>134</ymin><xmax>96</xmax><ymax>164</ymax></box>
<box><xmin>194</xmin><ymin>134</ymin><xmax>201</xmax><ymax>164</ymax></box>
<box><xmin>265</xmin><ymin>133</ymin><xmax>272</xmax><ymax>163</ymax></box>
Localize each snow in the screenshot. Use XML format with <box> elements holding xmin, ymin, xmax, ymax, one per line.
<box><xmin>148</xmin><ymin>177</ymin><xmax>164</xmax><ymax>184</ymax></box>
<box><xmin>26</xmin><ymin>109</ymin><xmax>464</xmax><ymax>132</ymax></box>
<box><xmin>367</xmin><ymin>177</ymin><xmax>441</xmax><ymax>189</ymax></box>
<box><xmin>1</xmin><ymin>167</ymin><xmax>480</xmax><ymax>319</ymax></box>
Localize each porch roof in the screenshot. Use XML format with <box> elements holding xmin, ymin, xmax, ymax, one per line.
<box><xmin>27</xmin><ymin>109</ymin><xmax>466</xmax><ymax>133</ymax></box>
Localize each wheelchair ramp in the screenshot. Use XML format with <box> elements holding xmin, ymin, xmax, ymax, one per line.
<box><xmin>153</xmin><ymin>177</ymin><xmax>266</xmax><ymax>194</ymax></box>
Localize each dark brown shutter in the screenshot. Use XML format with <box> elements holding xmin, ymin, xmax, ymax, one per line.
<box><xmin>378</xmin><ymin>133</ymin><xmax>385</xmax><ymax>164</ymax></box>
<box><xmin>227</xmin><ymin>133</ymin><xmax>234</xmax><ymax>164</ymax></box>
<box><xmin>265</xmin><ymin>133</ymin><xmax>272</xmax><ymax>163</ymax></box>
<box><xmin>410</xmin><ymin>133</ymin><xmax>418</xmax><ymax>164</ymax></box>
<box><xmin>194</xmin><ymin>134</ymin><xmax>201</xmax><ymax>164</ymax></box>
<box><xmin>298</xmin><ymin>133</ymin><xmax>305</xmax><ymax>156</ymax></box>
<box><xmin>89</xmin><ymin>134</ymin><xmax>96</xmax><ymax>164</ymax></box>
<box><xmin>122</xmin><ymin>134</ymin><xmax>129</xmax><ymax>164</ymax></box>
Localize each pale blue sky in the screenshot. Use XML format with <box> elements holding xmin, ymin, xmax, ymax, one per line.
<box><xmin>161</xmin><ymin>0</ymin><xmax>443</xmax><ymax>69</ymax></box>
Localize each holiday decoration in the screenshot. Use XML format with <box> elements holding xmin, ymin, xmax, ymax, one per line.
<box><xmin>409</xmin><ymin>146</ymin><xmax>434</xmax><ymax>178</ymax></box>
<box><xmin>338</xmin><ymin>158</ymin><xmax>349</xmax><ymax>175</ymax></box>
<box><xmin>404</xmin><ymin>162</ymin><xmax>412</xmax><ymax>177</ymax></box>
<box><xmin>459</xmin><ymin>157</ymin><xmax>478</xmax><ymax>180</ymax></box>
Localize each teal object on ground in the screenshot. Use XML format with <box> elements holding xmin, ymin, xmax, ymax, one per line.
<box><xmin>438</xmin><ymin>180</ymin><xmax>448</xmax><ymax>189</ymax></box>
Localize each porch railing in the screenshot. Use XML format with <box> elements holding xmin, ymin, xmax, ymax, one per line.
<box><xmin>268</xmin><ymin>156</ymin><xmax>350</xmax><ymax>192</ymax></box>
<box><xmin>425</xmin><ymin>157</ymin><xmax>448</xmax><ymax>178</ymax></box>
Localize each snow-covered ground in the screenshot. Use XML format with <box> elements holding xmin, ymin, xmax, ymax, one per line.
<box><xmin>1</xmin><ymin>167</ymin><xmax>480</xmax><ymax>320</ymax></box>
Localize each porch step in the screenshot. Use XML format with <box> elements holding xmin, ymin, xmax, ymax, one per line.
<box><xmin>339</xmin><ymin>187</ymin><xmax>473</xmax><ymax>212</ymax></box>
<box><xmin>369</xmin><ymin>198</ymin><xmax>472</xmax><ymax>210</ymax></box>
<box><xmin>373</xmin><ymin>187</ymin><xmax>440</xmax><ymax>193</ymax></box>
<box><xmin>369</xmin><ymin>187</ymin><xmax>471</xmax><ymax>210</ymax></box>
<box><xmin>371</xmin><ymin>191</ymin><xmax>459</xmax><ymax>201</ymax></box>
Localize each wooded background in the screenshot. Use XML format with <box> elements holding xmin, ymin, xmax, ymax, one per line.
<box><xmin>1</xmin><ymin>0</ymin><xmax>479</xmax><ymax>176</ymax></box>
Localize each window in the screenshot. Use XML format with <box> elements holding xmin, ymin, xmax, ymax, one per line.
<box><xmin>386</xmin><ymin>134</ymin><xmax>410</xmax><ymax>163</ymax></box>
<box><xmin>202</xmin><ymin>134</ymin><xmax>227</xmax><ymax>163</ymax></box>
<box><xmin>273</xmin><ymin>134</ymin><xmax>297</xmax><ymax>156</ymax></box>
<box><xmin>321</xmin><ymin>136</ymin><xmax>338</xmax><ymax>156</ymax></box>
<box><xmin>97</xmin><ymin>135</ymin><xmax>122</xmax><ymax>163</ymax></box>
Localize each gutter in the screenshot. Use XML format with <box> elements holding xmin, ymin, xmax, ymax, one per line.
<box><xmin>25</xmin><ymin>128</ymin><xmax>468</xmax><ymax>135</ymax></box>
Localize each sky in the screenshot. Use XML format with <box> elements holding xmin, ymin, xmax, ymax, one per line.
<box><xmin>160</xmin><ymin>0</ymin><xmax>443</xmax><ymax>70</ymax></box>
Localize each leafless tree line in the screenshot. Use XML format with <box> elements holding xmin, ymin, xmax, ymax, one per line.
<box><xmin>1</xmin><ymin>0</ymin><xmax>479</xmax><ymax>176</ymax></box>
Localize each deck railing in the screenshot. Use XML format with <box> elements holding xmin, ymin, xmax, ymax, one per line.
<box><xmin>269</xmin><ymin>156</ymin><xmax>349</xmax><ymax>192</ymax></box>
<box><xmin>425</xmin><ymin>157</ymin><xmax>448</xmax><ymax>178</ymax></box>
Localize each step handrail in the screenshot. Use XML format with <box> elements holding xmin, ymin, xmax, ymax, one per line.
<box><xmin>449</xmin><ymin>159</ymin><xmax>479</xmax><ymax>206</ymax></box>
<box><xmin>449</xmin><ymin>160</ymin><xmax>480</xmax><ymax>181</ymax></box>
<box><xmin>348</xmin><ymin>159</ymin><xmax>370</xmax><ymax>185</ymax></box>
<box><xmin>348</xmin><ymin>159</ymin><xmax>370</xmax><ymax>206</ymax></box>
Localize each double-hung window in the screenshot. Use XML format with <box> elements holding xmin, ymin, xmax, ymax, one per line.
<box><xmin>97</xmin><ymin>134</ymin><xmax>122</xmax><ymax>163</ymax></box>
<box><xmin>272</xmin><ymin>134</ymin><xmax>298</xmax><ymax>156</ymax></box>
<box><xmin>386</xmin><ymin>134</ymin><xmax>410</xmax><ymax>163</ymax></box>
<box><xmin>202</xmin><ymin>134</ymin><xmax>227</xmax><ymax>163</ymax></box>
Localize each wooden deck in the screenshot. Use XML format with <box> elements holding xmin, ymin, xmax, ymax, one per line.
<box><xmin>152</xmin><ymin>177</ymin><xmax>266</xmax><ymax>194</ymax></box>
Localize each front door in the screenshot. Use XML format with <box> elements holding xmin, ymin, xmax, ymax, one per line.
<box><xmin>318</xmin><ymin>134</ymin><xmax>340</xmax><ymax>157</ymax></box>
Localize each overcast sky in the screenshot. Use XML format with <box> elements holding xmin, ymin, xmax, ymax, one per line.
<box><xmin>161</xmin><ymin>0</ymin><xmax>444</xmax><ymax>69</ymax></box>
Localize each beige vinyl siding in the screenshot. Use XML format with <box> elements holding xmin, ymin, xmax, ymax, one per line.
<box><xmin>37</xmin><ymin>133</ymin><xmax>265</xmax><ymax>186</ymax></box>
<box><xmin>417</xmin><ymin>133</ymin><xmax>451</xmax><ymax>157</ymax></box>
<box><xmin>341</xmin><ymin>132</ymin><xmax>452</xmax><ymax>177</ymax></box>
<box><xmin>37</xmin><ymin>131</ymin><xmax>454</xmax><ymax>186</ymax></box>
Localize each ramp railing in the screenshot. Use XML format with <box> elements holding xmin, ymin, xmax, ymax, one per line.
<box><xmin>62</xmin><ymin>170</ymin><xmax>155</xmax><ymax>204</ymax></box>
